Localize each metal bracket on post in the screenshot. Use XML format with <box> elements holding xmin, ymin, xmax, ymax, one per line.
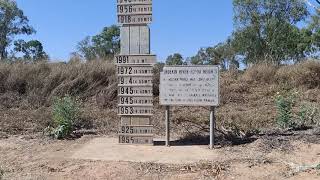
<box><xmin>165</xmin><ymin>106</ymin><xmax>170</xmax><ymax>147</ymax></box>
<box><xmin>210</xmin><ymin>106</ymin><xmax>215</xmax><ymax>149</ymax></box>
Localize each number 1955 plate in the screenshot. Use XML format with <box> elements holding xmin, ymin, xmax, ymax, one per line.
<box><xmin>118</xmin><ymin>135</ymin><xmax>153</xmax><ymax>144</ymax></box>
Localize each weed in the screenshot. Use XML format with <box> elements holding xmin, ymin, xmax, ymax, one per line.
<box><xmin>50</xmin><ymin>95</ymin><xmax>81</xmax><ymax>139</ymax></box>
<box><xmin>298</xmin><ymin>103</ymin><xmax>320</xmax><ymax>127</ymax></box>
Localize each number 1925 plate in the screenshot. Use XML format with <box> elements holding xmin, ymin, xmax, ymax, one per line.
<box><xmin>119</xmin><ymin>125</ymin><xmax>153</xmax><ymax>134</ymax></box>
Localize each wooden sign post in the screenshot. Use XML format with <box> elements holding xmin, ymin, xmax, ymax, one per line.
<box><xmin>160</xmin><ymin>66</ymin><xmax>220</xmax><ymax>149</ymax></box>
<box><xmin>116</xmin><ymin>0</ymin><xmax>156</xmax><ymax>144</ymax></box>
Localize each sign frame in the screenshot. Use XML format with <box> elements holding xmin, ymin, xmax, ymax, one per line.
<box><xmin>159</xmin><ymin>65</ymin><xmax>220</xmax><ymax>107</ymax></box>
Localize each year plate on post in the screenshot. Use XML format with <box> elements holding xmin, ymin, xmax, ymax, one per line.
<box><xmin>118</xmin><ymin>86</ymin><xmax>153</xmax><ymax>96</ymax></box>
<box><xmin>118</xmin><ymin>134</ymin><xmax>153</xmax><ymax>144</ymax></box>
<box><xmin>118</xmin><ymin>105</ymin><xmax>153</xmax><ymax>116</ymax></box>
<box><xmin>115</xmin><ymin>54</ymin><xmax>156</xmax><ymax>65</ymax></box>
<box><xmin>117</xmin><ymin>65</ymin><xmax>153</xmax><ymax>76</ymax></box>
<box><xmin>117</xmin><ymin>4</ymin><xmax>152</xmax><ymax>15</ymax></box>
<box><xmin>118</xmin><ymin>96</ymin><xmax>153</xmax><ymax>105</ymax></box>
<box><xmin>117</xmin><ymin>0</ymin><xmax>152</xmax><ymax>5</ymax></box>
<box><xmin>119</xmin><ymin>125</ymin><xmax>154</xmax><ymax>134</ymax></box>
<box><xmin>118</xmin><ymin>76</ymin><xmax>153</xmax><ymax>86</ymax></box>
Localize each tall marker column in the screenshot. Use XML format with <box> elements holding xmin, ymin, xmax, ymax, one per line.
<box><xmin>116</xmin><ymin>0</ymin><xmax>156</xmax><ymax>144</ymax></box>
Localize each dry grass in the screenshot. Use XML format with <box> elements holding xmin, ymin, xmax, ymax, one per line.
<box><xmin>0</xmin><ymin>60</ymin><xmax>319</xmax><ymax>135</ymax></box>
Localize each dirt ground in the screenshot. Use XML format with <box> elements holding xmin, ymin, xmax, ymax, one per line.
<box><xmin>0</xmin><ymin>129</ymin><xmax>320</xmax><ymax>180</ymax></box>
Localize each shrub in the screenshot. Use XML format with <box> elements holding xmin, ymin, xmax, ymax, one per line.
<box><xmin>51</xmin><ymin>95</ymin><xmax>81</xmax><ymax>139</ymax></box>
<box><xmin>297</xmin><ymin>103</ymin><xmax>320</xmax><ymax>127</ymax></box>
<box><xmin>242</xmin><ymin>63</ymin><xmax>277</xmax><ymax>84</ymax></box>
<box><xmin>275</xmin><ymin>90</ymin><xmax>297</xmax><ymax>129</ymax></box>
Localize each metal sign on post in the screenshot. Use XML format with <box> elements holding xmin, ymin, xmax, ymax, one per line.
<box><xmin>116</xmin><ymin>0</ymin><xmax>155</xmax><ymax>145</ymax></box>
<box><xmin>160</xmin><ymin>66</ymin><xmax>220</xmax><ymax>149</ymax></box>
<box><xmin>117</xmin><ymin>0</ymin><xmax>152</xmax><ymax>25</ymax></box>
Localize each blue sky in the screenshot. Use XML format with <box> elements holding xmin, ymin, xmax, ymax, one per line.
<box><xmin>16</xmin><ymin>0</ymin><xmax>234</xmax><ymax>62</ymax></box>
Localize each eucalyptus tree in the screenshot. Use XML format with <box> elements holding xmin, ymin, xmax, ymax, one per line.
<box><xmin>0</xmin><ymin>0</ymin><xmax>35</xmax><ymax>60</ymax></box>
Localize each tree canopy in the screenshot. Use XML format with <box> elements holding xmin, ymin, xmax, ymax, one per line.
<box><xmin>0</xmin><ymin>0</ymin><xmax>35</xmax><ymax>60</ymax></box>
<box><xmin>231</xmin><ymin>0</ymin><xmax>312</xmax><ymax>65</ymax></box>
<box><xmin>188</xmin><ymin>0</ymin><xmax>320</xmax><ymax>68</ymax></box>
<box><xmin>165</xmin><ymin>53</ymin><xmax>184</xmax><ymax>65</ymax></box>
<box><xmin>77</xmin><ymin>25</ymin><xmax>120</xmax><ymax>61</ymax></box>
<box><xmin>13</xmin><ymin>40</ymin><xmax>48</xmax><ymax>61</ymax></box>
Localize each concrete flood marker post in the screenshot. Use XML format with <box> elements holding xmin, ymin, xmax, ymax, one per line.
<box><xmin>116</xmin><ymin>0</ymin><xmax>156</xmax><ymax>144</ymax></box>
<box><xmin>160</xmin><ymin>66</ymin><xmax>220</xmax><ymax>149</ymax></box>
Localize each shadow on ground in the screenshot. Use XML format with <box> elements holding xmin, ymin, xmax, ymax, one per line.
<box><xmin>154</xmin><ymin>134</ymin><xmax>258</xmax><ymax>147</ymax></box>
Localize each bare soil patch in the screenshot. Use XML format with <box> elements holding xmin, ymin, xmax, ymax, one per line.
<box><xmin>0</xmin><ymin>130</ymin><xmax>319</xmax><ymax>180</ymax></box>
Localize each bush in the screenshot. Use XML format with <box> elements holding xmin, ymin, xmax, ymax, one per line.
<box><xmin>297</xmin><ymin>103</ymin><xmax>320</xmax><ymax>127</ymax></box>
<box><xmin>50</xmin><ymin>95</ymin><xmax>81</xmax><ymax>139</ymax></box>
<box><xmin>275</xmin><ymin>90</ymin><xmax>297</xmax><ymax>129</ymax></box>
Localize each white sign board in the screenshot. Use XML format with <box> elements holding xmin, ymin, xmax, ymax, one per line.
<box><xmin>160</xmin><ymin>66</ymin><xmax>220</xmax><ymax>106</ymax></box>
